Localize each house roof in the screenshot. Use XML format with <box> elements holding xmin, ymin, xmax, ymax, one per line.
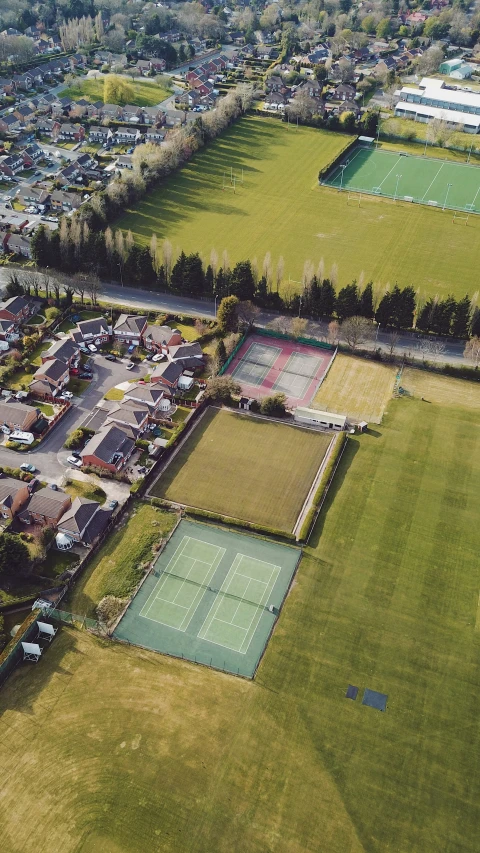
<box><xmin>113</xmin><ymin>313</ymin><xmax>147</xmax><ymax>336</ymax></box>
<box><xmin>23</xmin><ymin>486</ymin><xmax>70</xmax><ymax>518</ymax></box>
<box><xmin>0</xmin><ymin>476</ymin><xmax>27</xmax><ymax>507</ymax></box>
<box><xmin>0</xmin><ymin>399</ymin><xmax>35</xmax><ymax>427</ymax></box>
<box><xmin>107</xmin><ymin>400</ymin><xmax>150</xmax><ymax>427</ymax></box>
<box><xmin>74</xmin><ymin>317</ymin><xmax>109</xmax><ymax>338</ymax></box>
<box><xmin>1</xmin><ymin>295</ymin><xmax>29</xmax><ymax>314</ymax></box>
<box><xmin>81</xmin><ymin>423</ymin><xmax>134</xmax><ymax>465</ymax></box>
<box><xmin>42</xmin><ymin>337</ymin><xmax>78</xmax><ymax>363</ymax></box>
<box><xmin>143</xmin><ymin>324</ymin><xmax>178</xmax><ymax>345</ymax></box>
<box><xmin>57</xmin><ymin>496</ymin><xmax>99</xmax><ymax>536</ymax></box>
<box><xmin>124</xmin><ymin>383</ymin><xmax>165</xmax><ymax>407</ymax></box>
<box><xmin>151</xmin><ymin>361</ymin><xmax>183</xmax><ymax>384</ymax></box>
<box><xmin>169</xmin><ymin>342</ymin><xmax>204</xmax><ymax>361</ymax></box>
<box><xmin>82</xmin><ymin>506</ymin><xmax>112</xmax><ymax>545</ymax></box>
<box><xmin>0</xmin><ymin>319</ymin><xmax>14</xmax><ymax>331</ymax></box>
<box><xmin>33</xmin><ymin>358</ymin><xmax>67</xmax><ymax>382</ymax></box>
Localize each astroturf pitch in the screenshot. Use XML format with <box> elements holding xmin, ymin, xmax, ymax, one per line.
<box><xmin>114</xmin><ymin>520</ymin><xmax>300</xmax><ymax>677</ymax></box>
<box><xmin>323</xmin><ymin>145</ymin><xmax>480</xmax><ymax>211</ymax></box>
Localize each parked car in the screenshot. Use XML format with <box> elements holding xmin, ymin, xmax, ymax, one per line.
<box><xmin>152</xmin><ymin>353</ymin><xmax>164</xmax><ymax>362</ymax></box>
<box><xmin>79</xmin><ymin>371</ymin><xmax>92</xmax><ymax>379</ymax></box>
<box><xmin>70</xmin><ymin>367</ymin><xmax>79</xmax><ymax>376</ymax></box>
<box><xmin>108</xmin><ymin>499</ymin><xmax>118</xmax><ymax>510</ymax></box>
<box><xmin>62</xmin><ymin>391</ymin><xmax>74</xmax><ymax>399</ymax></box>
<box><xmin>67</xmin><ymin>455</ymin><xmax>82</xmax><ymax>467</ymax></box>
<box><xmin>127</xmin><ymin>344</ymin><xmax>136</xmax><ymax>354</ymax></box>
<box><xmin>87</xmin><ymin>343</ymin><xmax>97</xmax><ymax>353</ymax></box>
<box><xmin>126</xmin><ymin>361</ymin><xmax>135</xmax><ymax>370</ymax></box>
<box><xmin>70</xmin><ymin>450</ymin><xmax>81</xmax><ymax>458</ymax></box>
<box><xmin>79</xmin><ymin>344</ymin><xmax>89</xmax><ymax>353</ymax></box>
<box><xmin>145</xmin><ymin>353</ymin><xmax>154</xmax><ymax>361</ymax></box>
<box><xmin>20</xmin><ymin>463</ymin><xmax>36</xmax><ymax>473</ymax></box>
<box><xmin>105</xmin><ymin>353</ymin><xmax>116</xmax><ymax>361</ymax></box>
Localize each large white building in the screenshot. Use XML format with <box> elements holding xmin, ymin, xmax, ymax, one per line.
<box><xmin>395</xmin><ymin>78</ymin><xmax>480</xmax><ymax>133</ymax></box>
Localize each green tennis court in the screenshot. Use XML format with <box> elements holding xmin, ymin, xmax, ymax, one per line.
<box><xmin>322</xmin><ymin>145</ymin><xmax>480</xmax><ymax>212</ymax></box>
<box><xmin>114</xmin><ymin>520</ymin><xmax>300</xmax><ymax>677</ymax></box>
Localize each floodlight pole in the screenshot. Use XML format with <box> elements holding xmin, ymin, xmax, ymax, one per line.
<box><xmin>467</xmin><ymin>143</ymin><xmax>473</xmax><ymax>164</ymax></box>
<box><xmin>394</xmin><ymin>173</ymin><xmax>402</xmax><ymax>200</ymax></box>
<box><xmin>443</xmin><ymin>182</ymin><xmax>452</xmax><ymax>211</ymax></box>
<box><xmin>339</xmin><ymin>164</ymin><xmax>347</xmax><ymax>191</ymax></box>
<box><xmin>423</xmin><ymin>136</ymin><xmax>428</xmax><ymax>156</ymax></box>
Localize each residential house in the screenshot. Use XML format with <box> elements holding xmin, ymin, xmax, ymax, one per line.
<box><xmin>113</xmin><ymin>314</ymin><xmax>147</xmax><ymax>345</ymax></box>
<box><xmin>23</xmin><ymin>143</ymin><xmax>43</xmax><ymax>164</ymax></box>
<box><xmin>41</xmin><ymin>338</ymin><xmax>79</xmax><ymax>366</ymax></box>
<box><xmin>17</xmin><ymin>187</ymin><xmax>50</xmax><ymax>211</ymax></box>
<box><xmin>13</xmin><ymin>104</ymin><xmax>36</xmax><ymax>123</ymax></box>
<box><xmin>13</xmin><ymin>72</ymin><xmax>34</xmax><ymax>91</ymax></box>
<box><xmin>71</xmin><ymin>317</ymin><xmax>110</xmax><ymax>345</ymax></box>
<box><xmin>150</xmin><ymin>59</ymin><xmax>166</xmax><ymax>73</ymax></box>
<box><xmin>69</xmin><ymin>99</ymin><xmax>89</xmax><ymax>119</ymax></box>
<box><xmin>29</xmin><ymin>358</ymin><xmax>70</xmax><ymax>398</ymax></box>
<box><xmin>150</xmin><ymin>360</ymin><xmax>184</xmax><ymax>390</ymax></box>
<box><xmin>19</xmin><ymin>487</ymin><xmax>71</xmax><ymax>527</ymax></box>
<box><xmin>53</xmin><ymin>123</ymin><xmax>85</xmax><ymax>142</ymax></box>
<box><xmin>58</xmin><ymin>162</ymin><xmax>84</xmax><ymax>184</ymax></box>
<box><xmin>333</xmin><ymin>83</ymin><xmax>356</xmax><ymax>101</ymax></box>
<box><xmin>69</xmin><ymin>53</ymin><xmax>87</xmax><ymax>70</ymax></box>
<box><xmin>86</xmin><ymin>101</ymin><xmax>103</xmax><ymax>119</ymax></box>
<box><xmin>339</xmin><ymin>100</ymin><xmax>361</xmax><ymax>119</ymax></box>
<box><xmin>265</xmin><ymin>91</ymin><xmax>287</xmax><ymax>110</ymax></box>
<box><xmin>142</xmin><ymin>324</ymin><xmax>182</xmax><ymax>352</ymax></box>
<box><xmin>0</xmin><ymin>154</ymin><xmax>25</xmax><ymax>177</ymax></box>
<box><xmin>116</xmin><ymin>155</ymin><xmax>133</xmax><ymax>171</ymax></box>
<box><xmin>136</xmin><ymin>60</ymin><xmax>151</xmax><ymax>76</ymax></box>
<box><xmin>0</xmin><ymin>217</ymin><xmax>30</xmax><ymax>239</ymax></box>
<box><xmin>0</xmin><ymin>296</ymin><xmax>34</xmax><ymax>324</ymax></box>
<box><xmin>0</xmin><ymin>399</ymin><xmax>38</xmax><ymax>432</ymax></box>
<box><xmin>0</xmin><ymin>318</ymin><xmax>19</xmax><ymax>343</ymax></box>
<box><xmin>169</xmin><ymin>342</ymin><xmax>205</xmax><ymax>371</ymax></box>
<box><xmin>3</xmin><ymin>233</ymin><xmax>33</xmax><ymax>258</ymax></box>
<box><xmin>37</xmin><ymin>118</ymin><xmax>55</xmax><ymax>136</ymax></box>
<box><xmin>80</xmin><ymin>423</ymin><xmax>135</xmax><ymax>472</ymax></box>
<box><xmin>0</xmin><ymin>477</ymin><xmax>30</xmax><ymax>521</ymax></box>
<box><xmin>50</xmin><ymin>190</ymin><xmax>83</xmax><ymax>212</ymax></box>
<box><xmin>142</xmin><ymin>107</ymin><xmax>165</xmax><ymax>126</ymax></box>
<box><xmin>0</xmin><ymin>79</ymin><xmax>16</xmax><ymax>96</ymax></box>
<box><xmin>75</xmin><ymin>152</ymin><xmax>97</xmax><ymax>171</ymax></box>
<box><xmin>51</xmin><ymin>97</ymin><xmax>72</xmax><ymax>118</ymax></box>
<box><xmin>177</xmin><ymin>90</ymin><xmax>202</xmax><ymax>108</ymax></box>
<box><xmin>124</xmin><ymin>382</ymin><xmax>168</xmax><ymax>415</ymax></box>
<box><xmin>101</xmin><ymin>103</ymin><xmax>123</xmax><ymax>121</ymax></box>
<box><xmin>105</xmin><ymin>400</ymin><xmax>150</xmax><ymax>434</ymax></box>
<box><xmin>57</xmin><ymin>497</ymin><xmax>112</xmax><ymax>546</ymax></box>
<box><xmin>122</xmin><ymin>105</ymin><xmax>144</xmax><ymax>124</ymax></box>
<box><xmin>115</xmin><ymin>127</ymin><xmax>141</xmax><ymax>144</ymax></box>
<box><xmin>89</xmin><ymin>126</ymin><xmax>112</xmax><ymax>144</ymax></box>
<box><xmin>145</xmin><ymin>129</ymin><xmax>166</xmax><ymax>144</ymax></box>
<box><xmin>407</xmin><ymin>11</ymin><xmax>427</xmax><ymax>25</ymax></box>
<box><xmin>192</xmin><ymin>79</ymin><xmax>214</xmax><ymax>97</ymax></box>
<box><xmin>0</xmin><ymin>114</ymin><xmax>22</xmax><ymax>134</ymax></box>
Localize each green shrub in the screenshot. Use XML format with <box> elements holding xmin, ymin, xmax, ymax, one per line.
<box><xmin>135</xmin><ymin>439</ymin><xmax>150</xmax><ymax>450</ymax></box>
<box><xmin>184</xmin><ymin>506</ymin><xmax>296</xmax><ymax>542</ymax></box>
<box><xmin>130</xmin><ymin>480</ymin><xmax>143</xmax><ymax>495</ymax></box>
<box><xmin>298</xmin><ymin>433</ymin><xmax>348</xmax><ymax>542</ymax></box>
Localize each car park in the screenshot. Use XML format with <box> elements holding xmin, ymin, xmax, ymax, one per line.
<box><xmin>66</xmin><ymin>455</ymin><xmax>82</xmax><ymax>467</ymax></box>
<box><xmin>20</xmin><ymin>463</ymin><xmax>36</xmax><ymax>473</ymax></box>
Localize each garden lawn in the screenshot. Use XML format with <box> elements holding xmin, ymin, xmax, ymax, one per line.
<box><xmin>38</xmin><ymin>548</ymin><xmax>79</xmax><ymax>580</ymax></box>
<box><xmin>32</xmin><ymin>402</ymin><xmax>54</xmax><ymax>417</ymax></box>
<box><xmin>1</xmin><ymin>386</ymin><xmax>480</xmax><ymax>852</ymax></box>
<box><xmin>104</xmin><ymin>387</ymin><xmax>124</xmax><ymax>401</ymax></box>
<box><xmin>312</xmin><ymin>352</ymin><xmax>396</xmax><ymax>423</ymax></box>
<box><xmin>65</xmin><ymin>502</ymin><xmax>176</xmax><ymax>617</ymax></box>
<box><xmin>58</xmin><ymin>76</ymin><xmax>171</xmax><ymax>107</ymax></box>
<box><xmin>117</xmin><ymin>115</ymin><xmax>480</xmax><ymax>300</ymax></box>
<box><xmin>151</xmin><ymin>407</ymin><xmax>331</xmax><ymax>531</ymax></box>
<box><xmin>64</xmin><ymin>479</ymin><xmax>106</xmax><ymax>504</ymax></box>
<box><xmin>67</xmin><ymin>378</ymin><xmax>90</xmax><ymax>395</ymax></box>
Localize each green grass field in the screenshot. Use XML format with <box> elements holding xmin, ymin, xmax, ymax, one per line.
<box><xmin>116</xmin><ymin>115</ymin><xmax>480</xmax><ymax>300</ymax></box>
<box><xmin>1</xmin><ymin>380</ymin><xmax>480</xmax><ymax>851</ymax></box>
<box><xmin>312</xmin><ymin>352</ymin><xmax>396</xmax><ymax>423</ymax></box>
<box><xmin>151</xmin><ymin>407</ymin><xmax>331</xmax><ymax>531</ymax></box>
<box><xmin>59</xmin><ymin>75</ymin><xmax>171</xmax><ymax>107</ymax></box>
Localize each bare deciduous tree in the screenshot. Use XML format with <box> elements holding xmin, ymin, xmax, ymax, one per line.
<box><xmin>328</xmin><ymin>320</ymin><xmax>340</xmax><ymax>345</ymax></box>
<box><xmin>87</xmin><ymin>274</ymin><xmax>101</xmax><ymax>306</ymax></box>
<box><xmin>464</xmin><ymin>336</ymin><xmax>480</xmax><ymax>365</ymax></box>
<box><xmin>237</xmin><ymin>301</ymin><xmax>260</xmax><ymax>328</ymax></box>
<box><xmin>341</xmin><ymin>316</ymin><xmax>374</xmax><ymax>349</ymax></box>
<box><xmin>291</xmin><ymin>317</ymin><xmax>308</xmax><ymax>339</ymax></box>
<box><xmin>163</xmin><ymin>239</ymin><xmax>173</xmax><ymax>283</ymax></box>
<box><xmin>276</xmin><ymin>256</ymin><xmax>284</xmax><ymax>292</ymax></box>
<box><xmin>194</xmin><ymin>319</ymin><xmax>209</xmax><ymax>337</ymax></box>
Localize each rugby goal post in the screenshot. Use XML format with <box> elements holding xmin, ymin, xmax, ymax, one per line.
<box><xmin>452</xmin><ymin>211</ymin><xmax>469</xmax><ymax>225</ymax></box>
<box><xmin>347</xmin><ymin>192</ymin><xmax>362</xmax><ymax>206</ymax></box>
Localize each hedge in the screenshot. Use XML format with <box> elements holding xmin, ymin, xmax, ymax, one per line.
<box><xmin>298</xmin><ymin>432</ymin><xmax>348</xmax><ymax>542</ymax></box>
<box><xmin>317</xmin><ymin>136</ymin><xmax>359</xmax><ymax>183</ymax></box>
<box><xmin>183</xmin><ymin>505</ymin><xmax>296</xmax><ymax>542</ymax></box>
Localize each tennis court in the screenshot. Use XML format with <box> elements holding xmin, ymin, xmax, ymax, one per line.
<box><xmin>226</xmin><ymin>334</ymin><xmax>334</xmax><ymax>407</ymax></box>
<box><xmin>322</xmin><ymin>145</ymin><xmax>480</xmax><ymax>212</ymax></box>
<box><xmin>114</xmin><ymin>520</ymin><xmax>300</xmax><ymax>677</ymax></box>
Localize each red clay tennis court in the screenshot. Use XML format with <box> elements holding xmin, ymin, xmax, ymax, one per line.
<box><xmin>224</xmin><ymin>333</ymin><xmax>335</xmax><ymax>407</ymax></box>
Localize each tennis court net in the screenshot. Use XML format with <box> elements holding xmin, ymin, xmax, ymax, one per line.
<box><xmin>153</xmin><ymin>568</ymin><xmax>273</xmax><ymax>612</ymax></box>
<box><xmin>239</xmin><ymin>353</ymin><xmax>322</xmax><ymax>381</ymax></box>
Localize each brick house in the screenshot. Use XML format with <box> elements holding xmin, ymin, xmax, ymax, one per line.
<box><xmin>0</xmin><ymin>477</ymin><xmax>30</xmax><ymax>520</ymax></box>
<box><xmin>17</xmin><ymin>187</ymin><xmax>50</xmax><ymax>211</ymax></box>
<box><xmin>4</xmin><ymin>234</ymin><xmax>33</xmax><ymax>259</ymax></box>
<box><xmin>89</xmin><ymin>126</ymin><xmax>112</xmax><ymax>144</ymax></box>
<box><xmin>150</xmin><ymin>360</ymin><xmax>183</xmax><ymax>391</ymax></box>
<box><xmin>0</xmin><ymin>318</ymin><xmax>19</xmax><ymax>342</ymax></box>
<box><xmin>53</xmin><ymin>123</ymin><xmax>85</xmax><ymax>142</ymax></box>
<box><xmin>169</xmin><ymin>341</ymin><xmax>205</xmax><ymax>372</ymax></box>
<box><xmin>333</xmin><ymin>83</ymin><xmax>356</xmax><ymax>101</ymax></box>
<box><xmin>124</xmin><ymin>382</ymin><xmax>169</xmax><ymax>415</ymax></box>
<box><xmin>23</xmin><ymin>143</ymin><xmax>43</xmax><ymax>164</ymax></box>
<box><xmin>0</xmin><ymin>399</ymin><xmax>38</xmax><ymax>432</ymax></box>
<box><xmin>57</xmin><ymin>497</ymin><xmax>112</xmax><ymax>546</ymax></box>
<box><xmin>0</xmin><ymin>296</ymin><xmax>34</xmax><ymax>323</ymax></box>
<box><xmin>13</xmin><ymin>104</ymin><xmax>36</xmax><ymax>123</ymax></box>
<box><xmin>50</xmin><ymin>191</ymin><xmax>83</xmax><ymax>213</ymax></box>
<box><xmin>71</xmin><ymin>317</ymin><xmax>110</xmax><ymax>345</ymax></box>
<box><xmin>0</xmin><ymin>154</ymin><xmax>25</xmax><ymax>177</ymax></box>
<box><xmin>142</xmin><ymin>324</ymin><xmax>182</xmax><ymax>353</ymax></box>
<box><xmin>80</xmin><ymin>424</ymin><xmax>135</xmax><ymax>473</ymax></box>
<box><xmin>113</xmin><ymin>314</ymin><xmax>147</xmax><ymax>346</ymax></box>
<box><xmin>0</xmin><ymin>114</ymin><xmax>22</xmax><ymax>134</ymax></box>
<box><xmin>105</xmin><ymin>401</ymin><xmax>150</xmax><ymax>435</ymax></box>
<box><xmin>41</xmin><ymin>338</ymin><xmax>79</xmax><ymax>366</ymax></box>
<box><xmin>150</xmin><ymin>59</ymin><xmax>166</xmax><ymax>73</ymax></box>
<box><xmin>19</xmin><ymin>487</ymin><xmax>71</xmax><ymax>527</ymax></box>
<box><xmin>29</xmin><ymin>358</ymin><xmax>70</xmax><ymax>398</ymax></box>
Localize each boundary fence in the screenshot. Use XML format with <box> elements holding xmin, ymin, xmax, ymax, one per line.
<box><xmin>0</xmin><ymin>609</ymin><xmax>40</xmax><ymax>687</ymax></box>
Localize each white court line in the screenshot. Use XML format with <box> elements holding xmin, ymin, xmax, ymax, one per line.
<box><xmin>140</xmin><ymin>536</ymin><xmax>225</xmax><ymax>631</ymax></box>
<box><xmin>197</xmin><ymin>553</ymin><xmax>246</xmax><ymax>641</ymax></box>
<box><xmin>377</xmin><ymin>155</ymin><xmax>404</xmax><ymax>191</ymax></box>
<box><xmin>421</xmin><ymin>162</ymin><xmax>444</xmax><ymax>201</ymax></box>
<box><xmin>328</xmin><ymin>146</ymin><xmax>365</xmax><ymax>185</ymax></box>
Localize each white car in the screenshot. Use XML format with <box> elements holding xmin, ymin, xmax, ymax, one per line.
<box><xmin>152</xmin><ymin>353</ymin><xmax>164</xmax><ymax>362</ymax></box>
<box><xmin>126</xmin><ymin>361</ymin><xmax>135</xmax><ymax>370</ymax></box>
<box><xmin>67</xmin><ymin>455</ymin><xmax>82</xmax><ymax>467</ymax></box>
<box><xmin>87</xmin><ymin>343</ymin><xmax>97</xmax><ymax>353</ymax></box>
<box><xmin>62</xmin><ymin>391</ymin><xmax>74</xmax><ymax>399</ymax></box>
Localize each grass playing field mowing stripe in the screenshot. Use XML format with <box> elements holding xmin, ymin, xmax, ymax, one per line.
<box><xmin>116</xmin><ymin>115</ymin><xmax>480</xmax><ymax>300</ymax></box>
<box><xmin>1</xmin><ymin>385</ymin><xmax>480</xmax><ymax>852</ymax></box>
<box><xmin>151</xmin><ymin>407</ymin><xmax>331</xmax><ymax>531</ymax></box>
<box><xmin>312</xmin><ymin>352</ymin><xmax>396</xmax><ymax>423</ymax></box>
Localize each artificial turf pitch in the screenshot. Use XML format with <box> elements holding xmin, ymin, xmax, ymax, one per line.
<box><xmin>1</xmin><ymin>383</ymin><xmax>480</xmax><ymax>851</ymax></box>
<box><xmin>323</xmin><ymin>145</ymin><xmax>480</xmax><ymax>211</ymax></box>
<box><xmin>116</xmin><ymin>115</ymin><xmax>480</xmax><ymax>301</ymax></box>
<box><xmin>114</xmin><ymin>520</ymin><xmax>300</xmax><ymax>677</ymax></box>
<box><xmin>150</xmin><ymin>407</ymin><xmax>332</xmax><ymax>532</ymax></box>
